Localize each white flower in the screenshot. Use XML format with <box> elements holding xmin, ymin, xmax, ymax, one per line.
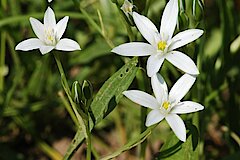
<box><xmin>121</xmin><ymin>0</ymin><xmax>134</xmax><ymax>17</ymax></box>
<box><xmin>112</xmin><ymin>0</ymin><xmax>203</xmax><ymax>77</ymax></box>
<box><xmin>15</xmin><ymin>7</ymin><xmax>81</xmax><ymax>55</ymax></box>
<box><xmin>123</xmin><ymin>73</ymin><xmax>204</xmax><ymax>142</ymax></box>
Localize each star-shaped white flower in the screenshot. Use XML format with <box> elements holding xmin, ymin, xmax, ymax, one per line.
<box><xmin>123</xmin><ymin>73</ymin><xmax>204</xmax><ymax>142</ymax></box>
<box><xmin>112</xmin><ymin>0</ymin><xmax>203</xmax><ymax>77</ymax></box>
<box><xmin>15</xmin><ymin>7</ymin><xmax>81</xmax><ymax>55</ymax></box>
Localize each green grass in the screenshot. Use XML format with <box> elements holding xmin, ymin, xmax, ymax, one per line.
<box><xmin>0</xmin><ymin>0</ymin><xmax>239</xmax><ymax>159</ymax></box>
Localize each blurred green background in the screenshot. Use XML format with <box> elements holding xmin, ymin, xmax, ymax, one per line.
<box><xmin>0</xmin><ymin>0</ymin><xmax>239</xmax><ymax>159</ymax></box>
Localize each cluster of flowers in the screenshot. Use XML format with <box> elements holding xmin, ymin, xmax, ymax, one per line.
<box><xmin>15</xmin><ymin>0</ymin><xmax>204</xmax><ymax>142</ymax></box>
<box><xmin>113</xmin><ymin>0</ymin><xmax>205</xmax><ymax>142</ymax></box>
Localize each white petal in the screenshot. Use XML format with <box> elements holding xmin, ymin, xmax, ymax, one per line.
<box><xmin>171</xmin><ymin>101</ymin><xmax>204</xmax><ymax>114</ymax></box>
<box><xmin>15</xmin><ymin>38</ymin><xmax>43</xmax><ymax>51</ymax></box>
<box><xmin>123</xmin><ymin>90</ymin><xmax>159</xmax><ymax>109</ymax></box>
<box><xmin>169</xmin><ymin>74</ymin><xmax>196</xmax><ymax>104</ymax></box>
<box><xmin>147</xmin><ymin>54</ymin><xmax>165</xmax><ymax>77</ymax></box>
<box><xmin>146</xmin><ymin>109</ymin><xmax>165</xmax><ymax>127</ymax></box>
<box><xmin>166</xmin><ymin>51</ymin><xmax>199</xmax><ymax>75</ymax></box>
<box><xmin>55</xmin><ymin>38</ymin><xmax>81</xmax><ymax>51</ymax></box>
<box><xmin>133</xmin><ymin>12</ymin><xmax>159</xmax><ymax>46</ymax></box>
<box><xmin>44</xmin><ymin>7</ymin><xmax>56</xmax><ymax>27</ymax></box>
<box><xmin>169</xmin><ymin>29</ymin><xmax>204</xmax><ymax>50</ymax></box>
<box><xmin>151</xmin><ymin>73</ymin><xmax>168</xmax><ymax>104</ymax></box>
<box><xmin>39</xmin><ymin>45</ymin><xmax>54</xmax><ymax>55</ymax></box>
<box><xmin>29</xmin><ymin>17</ymin><xmax>44</xmax><ymax>41</ymax></box>
<box><xmin>165</xmin><ymin>114</ymin><xmax>186</xmax><ymax>142</ymax></box>
<box><xmin>48</xmin><ymin>0</ymin><xmax>53</xmax><ymax>2</ymax></box>
<box><xmin>111</xmin><ymin>42</ymin><xmax>155</xmax><ymax>56</ymax></box>
<box><xmin>160</xmin><ymin>0</ymin><xmax>178</xmax><ymax>40</ymax></box>
<box><xmin>56</xmin><ymin>16</ymin><xmax>69</xmax><ymax>40</ymax></box>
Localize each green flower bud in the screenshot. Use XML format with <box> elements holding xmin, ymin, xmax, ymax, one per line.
<box><xmin>82</xmin><ymin>80</ymin><xmax>93</xmax><ymax>100</ymax></box>
<box><xmin>71</xmin><ymin>81</ymin><xmax>82</xmax><ymax>104</ymax></box>
<box><xmin>193</xmin><ymin>0</ymin><xmax>204</xmax><ymax>22</ymax></box>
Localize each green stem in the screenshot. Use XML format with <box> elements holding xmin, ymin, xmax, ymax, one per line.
<box><xmin>37</xmin><ymin>140</ymin><xmax>63</xmax><ymax>160</ymax></box>
<box><xmin>80</xmin><ymin>8</ymin><xmax>115</xmax><ymax>48</ymax></box>
<box><xmin>136</xmin><ymin>69</ymin><xmax>147</xmax><ymax>159</ymax></box>
<box><xmin>86</xmin><ymin>117</ymin><xmax>92</xmax><ymax>160</ymax></box>
<box><xmin>117</xmin><ymin>8</ymin><xmax>135</xmax><ymax>42</ymax></box>
<box><xmin>0</xmin><ymin>31</ymin><xmax>6</xmax><ymax>92</ymax></box>
<box><xmin>100</xmin><ymin>125</ymin><xmax>157</xmax><ymax>160</ymax></box>
<box><xmin>53</xmin><ymin>52</ymin><xmax>71</xmax><ymax>93</ymax></box>
<box><xmin>53</xmin><ymin>52</ymin><xmax>83</xmax><ymax>128</ymax></box>
<box><xmin>53</xmin><ymin>52</ymin><xmax>91</xmax><ymax>159</ymax></box>
<box><xmin>58</xmin><ymin>91</ymin><xmax>79</xmax><ymax>127</ymax></box>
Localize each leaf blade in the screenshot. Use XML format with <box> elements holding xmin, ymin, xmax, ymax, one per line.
<box><xmin>63</xmin><ymin>57</ymin><xmax>139</xmax><ymax>160</ymax></box>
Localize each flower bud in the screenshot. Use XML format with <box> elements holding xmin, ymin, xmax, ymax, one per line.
<box><xmin>82</xmin><ymin>80</ymin><xmax>93</xmax><ymax>100</ymax></box>
<box><xmin>71</xmin><ymin>81</ymin><xmax>82</xmax><ymax>104</ymax></box>
<box><xmin>193</xmin><ymin>0</ymin><xmax>204</xmax><ymax>22</ymax></box>
<box><xmin>121</xmin><ymin>0</ymin><xmax>134</xmax><ymax>16</ymax></box>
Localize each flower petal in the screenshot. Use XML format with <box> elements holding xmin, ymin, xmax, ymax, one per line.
<box><xmin>165</xmin><ymin>114</ymin><xmax>186</xmax><ymax>142</ymax></box>
<box><xmin>123</xmin><ymin>90</ymin><xmax>159</xmax><ymax>109</ymax></box>
<box><xmin>169</xmin><ymin>29</ymin><xmax>204</xmax><ymax>50</ymax></box>
<box><xmin>56</xmin><ymin>16</ymin><xmax>69</xmax><ymax>40</ymax></box>
<box><xmin>29</xmin><ymin>17</ymin><xmax>44</xmax><ymax>41</ymax></box>
<box><xmin>146</xmin><ymin>109</ymin><xmax>165</xmax><ymax>127</ymax></box>
<box><xmin>15</xmin><ymin>38</ymin><xmax>43</xmax><ymax>51</ymax></box>
<box><xmin>160</xmin><ymin>0</ymin><xmax>178</xmax><ymax>40</ymax></box>
<box><xmin>44</xmin><ymin>7</ymin><xmax>56</xmax><ymax>27</ymax></box>
<box><xmin>166</xmin><ymin>51</ymin><xmax>199</xmax><ymax>75</ymax></box>
<box><xmin>111</xmin><ymin>42</ymin><xmax>155</xmax><ymax>56</ymax></box>
<box><xmin>151</xmin><ymin>73</ymin><xmax>168</xmax><ymax>104</ymax></box>
<box><xmin>147</xmin><ymin>54</ymin><xmax>165</xmax><ymax>77</ymax></box>
<box><xmin>171</xmin><ymin>101</ymin><xmax>204</xmax><ymax>114</ymax></box>
<box><xmin>39</xmin><ymin>45</ymin><xmax>54</xmax><ymax>55</ymax></box>
<box><xmin>55</xmin><ymin>38</ymin><xmax>81</xmax><ymax>51</ymax></box>
<box><xmin>133</xmin><ymin>12</ymin><xmax>159</xmax><ymax>46</ymax></box>
<box><xmin>169</xmin><ymin>73</ymin><xmax>196</xmax><ymax>105</ymax></box>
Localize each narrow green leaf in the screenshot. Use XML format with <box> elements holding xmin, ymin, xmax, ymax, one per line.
<box><xmin>100</xmin><ymin>125</ymin><xmax>157</xmax><ymax>160</ymax></box>
<box><xmin>154</xmin><ymin>131</ymin><xmax>199</xmax><ymax>160</ymax></box>
<box><xmin>90</xmin><ymin>57</ymin><xmax>138</xmax><ymax>124</ymax></box>
<box><xmin>63</xmin><ymin>57</ymin><xmax>139</xmax><ymax>160</ymax></box>
<box><xmin>186</xmin><ymin>122</ymin><xmax>199</xmax><ymax>151</ymax></box>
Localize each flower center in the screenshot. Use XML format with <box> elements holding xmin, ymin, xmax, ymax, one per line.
<box><xmin>157</xmin><ymin>41</ymin><xmax>167</xmax><ymax>51</ymax></box>
<box><xmin>162</xmin><ymin>101</ymin><xmax>170</xmax><ymax>110</ymax></box>
<box><xmin>44</xmin><ymin>27</ymin><xmax>56</xmax><ymax>45</ymax></box>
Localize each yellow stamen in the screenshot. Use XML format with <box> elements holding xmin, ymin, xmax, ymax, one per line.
<box><xmin>126</xmin><ymin>7</ymin><xmax>132</xmax><ymax>12</ymax></box>
<box><xmin>44</xmin><ymin>28</ymin><xmax>56</xmax><ymax>45</ymax></box>
<box><xmin>158</xmin><ymin>41</ymin><xmax>167</xmax><ymax>51</ymax></box>
<box><xmin>162</xmin><ymin>101</ymin><xmax>170</xmax><ymax>110</ymax></box>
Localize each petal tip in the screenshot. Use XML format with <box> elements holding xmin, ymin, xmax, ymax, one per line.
<box><xmin>145</xmin><ymin>120</ymin><xmax>156</xmax><ymax>127</ymax></box>
<box><xmin>180</xmin><ymin>137</ymin><xmax>186</xmax><ymax>142</ymax></box>
<box><xmin>15</xmin><ymin>45</ymin><xmax>20</xmax><ymax>50</ymax></box>
<box><xmin>122</xmin><ymin>91</ymin><xmax>128</xmax><ymax>96</ymax></box>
